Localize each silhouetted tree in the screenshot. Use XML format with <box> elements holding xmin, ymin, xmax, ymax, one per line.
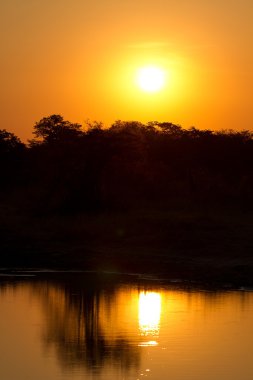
<box><xmin>0</xmin><ymin>129</ymin><xmax>25</xmax><ymax>191</ymax></box>
<box><xmin>1</xmin><ymin>115</ymin><xmax>253</xmax><ymax>213</ymax></box>
<box><xmin>0</xmin><ymin>129</ymin><xmax>24</xmax><ymax>154</ymax></box>
<box><xmin>30</xmin><ymin>114</ymin><xmax>83</xmax><ymax>145</ymax></box>
<box><xmin>153</xmin><ymin>122</ymin><xmax>184</xmax><ymax>138</ymax></box>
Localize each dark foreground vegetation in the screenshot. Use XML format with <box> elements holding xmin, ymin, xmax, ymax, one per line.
<box><xmin>1</xmin><ymin>115</ymin><xmax>253</xmax><ymax>285</ymax></box>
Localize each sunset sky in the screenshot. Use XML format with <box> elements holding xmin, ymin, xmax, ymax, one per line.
<box><xmin>1</xmin><ymin>0</ymin><xmax>252</xmax><ymax>141</ymax></box>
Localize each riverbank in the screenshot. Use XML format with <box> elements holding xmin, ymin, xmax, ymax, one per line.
<box><xmin>1</xmin><ymin>202</ymin><xmax>253</xmax><ymax>287</ymax></box>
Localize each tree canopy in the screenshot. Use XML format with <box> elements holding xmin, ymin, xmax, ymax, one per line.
<box><xmin>1</xmin><ymin>114</ymin><xmax>253</xmax><ymax>213</ymax></box>
<box><xmin>31</xmin><ymin>114</ymin><xmax>83</xmax><ymax>145</ymax></box>
<box><xmin>0</xmin><ymin>129</ymin><xmax>24</xmax><ymax>154</ymax></box>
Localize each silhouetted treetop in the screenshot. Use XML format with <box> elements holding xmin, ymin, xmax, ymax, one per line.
<box><xmin>0</xmin><ymin>129</ymin><xmax>24</xmax><ymax>154</ymax></box>
<box><xmin>154</xmin><ymin>122</ymin><xmax>184</xmax><ymax>137</ymax></box>
<box><xmin>2</xmin><ymin>115</ymin><xmax>253</xmax><ymax>213</ymax></box>
<box><xmin>30</xmin><ymin>114</ymin><xmax>83</xmax><ymax>145</ymax></box>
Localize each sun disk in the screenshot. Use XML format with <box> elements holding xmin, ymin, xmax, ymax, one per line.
<box><xmin>137</xmin><ymin>66</ymin><xmax>166</xmax><ymax>93</ymax></box>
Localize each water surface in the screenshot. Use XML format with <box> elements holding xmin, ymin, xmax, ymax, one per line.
<box><xmin>0</xmin><ymin>274</ymin><xmax>253</xmax><ymax>380</ymax></box>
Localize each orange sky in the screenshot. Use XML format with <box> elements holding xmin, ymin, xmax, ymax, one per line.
<box><xmin>1</xmin><ymin>0</ymin><xmax>252</xmax><ymax>141</ymax></box>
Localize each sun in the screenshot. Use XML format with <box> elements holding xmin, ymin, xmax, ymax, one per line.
<box><xmin>136</xmin><ymin>66</ymin><xmax>166</xmax><ymax>93</ymax></box>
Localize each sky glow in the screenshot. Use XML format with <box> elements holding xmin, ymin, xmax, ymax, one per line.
<box><xmin>0</xmin><ymin>0</ymin><xmax>252</xmax><ymax>140</ymax></box>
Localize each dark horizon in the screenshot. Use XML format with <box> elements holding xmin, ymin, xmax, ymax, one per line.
<box><xmin>1</xmin><ymin>114</ymin><xmax>253</xmax><ymax>285</ymax></box>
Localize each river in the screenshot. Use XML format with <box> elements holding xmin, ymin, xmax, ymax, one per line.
<box><xmin>0</xmin><ymin>273</ymin><xmax>253</xmax><ymax>380</ymax></box>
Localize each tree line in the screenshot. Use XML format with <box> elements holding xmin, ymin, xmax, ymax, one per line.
<box><xmin>1</xmin><ymin>114</ymin><xmax>253</xmax><ymax>213</ymax></box>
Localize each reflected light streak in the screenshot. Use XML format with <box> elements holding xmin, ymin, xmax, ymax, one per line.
<box><xmin>138</xmin><ymin>291</ymin><xmax>161</xmax><ymax>342</ymax></box>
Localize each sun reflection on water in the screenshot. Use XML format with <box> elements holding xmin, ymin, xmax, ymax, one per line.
<box><xmin>138</xmin><ymin>291</ymin><xmax>161</xmax><ymax>346</ymax></box>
